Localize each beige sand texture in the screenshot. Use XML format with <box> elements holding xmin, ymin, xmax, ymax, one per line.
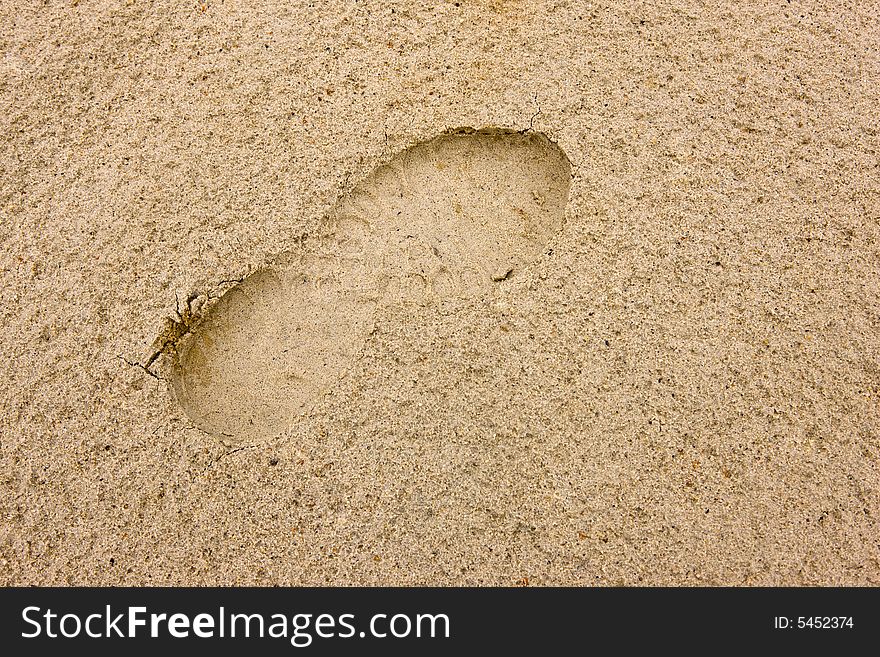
<box><xmin>1</xmin><ymin>0</ymin><xmax>878</xmax><ymax>585</ymax></box>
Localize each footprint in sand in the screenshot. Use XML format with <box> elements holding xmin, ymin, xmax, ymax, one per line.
<box><xmin>168</xmin><ymin>128</ymin><xmax>572</xmax><ymax>442</ymax></box>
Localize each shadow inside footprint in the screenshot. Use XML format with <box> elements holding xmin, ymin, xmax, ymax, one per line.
<box><xmin>171</xmin><ymin>128</ymin><xmax>572</xmax><ymax>442</ymax></box>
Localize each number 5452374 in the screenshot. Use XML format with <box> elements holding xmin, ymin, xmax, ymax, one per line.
<box><xmin>797</xmin><ymin>617</ymin><xmax>853</xmax><ymax>629</ymax></box>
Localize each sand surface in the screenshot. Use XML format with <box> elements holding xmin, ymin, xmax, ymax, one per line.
<box><xmin>2</xmin><ymin>0</ymin><xmax>879</xmax><ymax>585</ymax></box>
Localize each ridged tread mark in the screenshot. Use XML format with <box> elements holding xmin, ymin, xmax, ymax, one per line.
<box><xmin>170</xmin><ymin>128</ymin><xmax>572</xmax><ymax>442</ymax></box>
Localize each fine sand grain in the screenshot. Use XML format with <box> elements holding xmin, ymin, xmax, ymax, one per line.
<box><xmin>1</xmin><ymin>0</ymin><xmax>879</xmax><ymax>585</ymax></box>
